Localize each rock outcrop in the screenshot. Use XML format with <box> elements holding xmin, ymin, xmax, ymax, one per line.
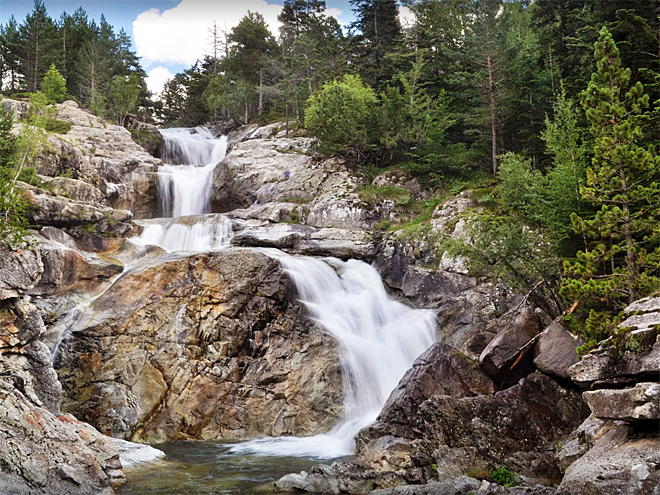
<box><xmin>554</xmin><ymin>297</ymin><xmax>660</xmax><ymax>495</ymax></box>
<box><xmin>56</xmin><ymin>248</ymin><xmax>343</xmax><ymax>443</ymax></box>
<box><xmin>0</xmin><ymin>244</ymin><xmax>128</xmax><ymax>493</ymax></box>
<box><xmin>5</xmin><ymin>99</ymin><xmax>162</xmax><ymax>219</ymax></box>
<box><xmin>212</xmin><ymin>136</ymin><xmax>378</xmax><ymax>230</ymax></box>
<box><xmin>0</xmin><ymin>378</ymin><xmax>124</xmax><ymax>495</ymax></box>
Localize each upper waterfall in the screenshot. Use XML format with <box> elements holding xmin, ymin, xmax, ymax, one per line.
<box><xmin>158</xmin><ymin>128</ymin><xmax>228</xmax><ymax>218</ymax></box>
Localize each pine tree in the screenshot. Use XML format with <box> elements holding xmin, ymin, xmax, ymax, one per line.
<box><xmin>350</xmin><ymin>0</ymin><xmax>401</xmax><ymax>89</ymax></box>
<box><xmin>18</xmin><ymin>0</ymin><xmax>57</xmax><ymax>92</ymax></box>
<box><xmin>562</xmin><ymin>27</ymin><xmax>660</xmax><ymax>330</ymax></box>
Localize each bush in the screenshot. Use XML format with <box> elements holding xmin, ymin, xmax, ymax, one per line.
<box><xmin>44</xmin><ymin>118</ymin><xmax>71</xmax><ymax>134</ymax></box>
<box><xmin>305</xmin><ymin>74</ymin><xmax>377</xmax><ymax>156</ymax></box>
<box><xmin>488</xmin><ymin>467</ymin><xmax>516</xmax><ymax>487</ymax></box>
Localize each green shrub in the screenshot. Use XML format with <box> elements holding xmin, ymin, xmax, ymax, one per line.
<box><xmin>44</xmin><ymin>118</ymin><xmax>71</xmax><ymax>134</ymax></box>
<box><xmin>41</xmin><ymin>64</ymin><xmax>67</xmax><ymax>103</ymax></box>
<box><xmin>305</xmin><ymin>74</ymin><xmax>377</xmax><ymax>156</ymax></box>
<box><xmin>488</xmin><ymin>468</ymin><xmax>516</xmax><ymax>487</ymax></box>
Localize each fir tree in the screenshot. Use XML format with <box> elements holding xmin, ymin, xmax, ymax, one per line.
<box><xmin>562</xmin><ymin>27</ymin><xmax>660</xmax><ymax>334</ymax></box>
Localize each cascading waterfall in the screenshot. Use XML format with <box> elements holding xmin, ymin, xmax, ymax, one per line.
<box><xmin>130</xmin><ymin>126</ymin><xmax>438</xmax><ymax>459</ymax></box>
<box><xmin>132</xmin><ymin>127</ymin><xmax>231</xmax><ymax>252</ymax></box>
<box><xmin>229</xmin><ymin>255</ymin><xmax>438</xmax><ymax>458</ymax></box>
<box><xmin>158</xmin><ymin>128</ymin><xmax>228</xmax><ymax>217</ymax></box>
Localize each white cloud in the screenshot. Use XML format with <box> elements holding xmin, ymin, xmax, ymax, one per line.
<box><xmin>399</xmin><ymin>6</ymin><xmax>415</xmax><ymax>29</ymax></box>
<box><xmin>133</xmin><ymin>0</ymin><xmax>283</xmax><ymax>67</ymax></box>
<box><xmin>325</xmin><ymin>8</ymin><xmax>343</xmax><ymax>24</ymax></box>
<box><xmin>146</xmin><ymin>66</ymin><xmax>175</xmax><ymax>94</ymax></box>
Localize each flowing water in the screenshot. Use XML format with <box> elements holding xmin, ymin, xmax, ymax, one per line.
<box><xmin>121</xmin><ymin>128</ymin><xmax>438</xmax><ymax>491</ymax></box>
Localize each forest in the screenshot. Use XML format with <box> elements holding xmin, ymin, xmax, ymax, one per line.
<box><xmin>1</xmin><ymin>0</ymin><xmax>659</xmax><ymax>348</ymax></box>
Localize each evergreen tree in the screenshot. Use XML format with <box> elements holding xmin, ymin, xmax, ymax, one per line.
<box><xmin>1</xmin><ymin>16</ymin><xmax>23</xmax><ymax>91</ymax></box>
<box><xmin>41</xmin><ymin>63</ymin><xmax>67</xmax><ymax>102</ymax></box>
<box><xmin>18</xmin><ymin>0</ymin><xmax>57</xmax><ymax>92</ymax></box>
<box><xmin>562</xmin><ymin>28</ymin><xmax>660</xmax><ymax>331</ymax></box>
<box><xmin>350</xmin><ymin>0</ymin><xmax>401</xmax><ymax>88</ymax></box>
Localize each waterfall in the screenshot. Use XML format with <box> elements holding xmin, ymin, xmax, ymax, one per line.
<box><xmin>133</xmin><ymin>128</ymin><xmax>231</xmax><ymax>252</ymax></box>
<box><xmin>158</xmin><ymin>128</ymin><xmax>228</xmax><ymax>217</ymax></box>
<box><xmin>130</xmin><ymin>126</ymin><xmax>437</xmax><ymax>457</ymax></box>
<box><xmin>229</xmin><ymin>254</ymin><xmax>437</xmax><ymax>458</ymax></box>
<box><xmin>131</xmin><ymin>214</ymin><xmax>233</xmax><ymax>253</ymax></box>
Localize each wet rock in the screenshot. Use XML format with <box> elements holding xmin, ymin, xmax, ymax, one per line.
<box><xmin>583</xmin><ymin>382</ymin><xmax>660</xmax><ymax>421</ymax></box>
<box><xmin>57</xmin><ymin>248</ymin><xmax>343</xmax><ymax>442</ymax></box>
<box><xmin>29</xmin><ymin>229</ymin><xmax>124</xmax><ymax>297</ymax></box>
<box><xmin>357</xmin><ymin>343</ymin><xmax>494</xmax><ymax>469</ymax></box>
<box><xmin>479</xmin><ymin>307</ymin><xmax>541</xmax><ymax>386</ymax></box>
<box><xmin>533</xmin><ymin>320</ymin><xmax>583</xmax><ymax>380</ymax></box>
<box><xmin>231</xmin><ymin>222</ymin><xmax>374</xmax><ymax>260</ymax></box>
<box><xmin>557</xmin><ymin>423</ymin><xmax>660</xmax><ymax>495</ymax></box>
<box><xmin>0</xmin><ymin>378</ymin><xmax>123</xmax><ymax>494</ymax></box>
<box><xmin>125</xmin><ymin>119</ymin><xmax>164</xmax><ymax>157</ymax></box>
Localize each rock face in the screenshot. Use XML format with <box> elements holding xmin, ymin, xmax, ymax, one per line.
<box><xmin>29</xmin><ymin>100</ymin><xmax>161</xmax><ymax>218</ymax></box>
<box><xmin>56</xmin><ymin>248</ymin><xmax>342</xmax><ymax>442</ymax></box>
<box><xmin>0</xmin><ymin>378</ymin><xmax>124</xmax><ymax>495</ymax></box>
<box><xmin>555</xmin><ymin>296</ymin><xmax>660</xmax><ymax>495</ymax></box>
<box><xmin>212</xmin><ymin>137</ymin><xmax>377</xmax><ymax>230</ymax></box>
<box><xmin>533</xmin><ymin>320</ymin><xmax>583</xmax><ymax>380</ymax></box>
<box><xmin>358</xmin><ymin>370</ymin><xmax>587</xmax><ymax>484</ymax></box>
<box><xmin>0</xmin><ymin>245</ymin><xmax>127</xmax><ymax>493</ymax></box>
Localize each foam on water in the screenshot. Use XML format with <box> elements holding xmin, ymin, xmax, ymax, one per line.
<box><xmin>131</xmin><ymin>215</ymin><xmax>233</xmax><ymax>253</ymax></box>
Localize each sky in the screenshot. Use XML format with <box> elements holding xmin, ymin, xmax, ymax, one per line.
<box><xmin>0</xmin><ymin>1</ymin><xmax>413</xmax><ymax>94</ymax></box>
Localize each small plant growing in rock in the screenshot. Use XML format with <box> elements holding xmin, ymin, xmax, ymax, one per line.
<box><xmin>488</xmin><ymin>467</ymin><xmax>516</xmax><ymax>487</ymax></box>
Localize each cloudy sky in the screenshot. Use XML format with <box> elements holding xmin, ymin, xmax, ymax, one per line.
<box><xmin>1</xmin><ymin>1</ymin><xmax>412</xmax><ymax>94</ymax></box>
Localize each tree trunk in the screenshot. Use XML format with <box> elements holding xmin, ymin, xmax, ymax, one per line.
<box><xmin>619</xmin><ymin>166</ymin><xmax>637</xmax><ymax>303</ymax></box>
<box><xmin>487</xmin><ymin>50</ymin><xmax>498</xmax><ymax>179</ymax></box>
<box><xmin>258</xmin><ymin>68</ymin><xmax>264</xmax><ymax>116</ymax></box>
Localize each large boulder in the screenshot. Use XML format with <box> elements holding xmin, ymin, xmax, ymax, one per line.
<box><xmin>568</xmin><ymin>297</ymin><xmax>660</xmax><ymax>388</ymax></box>
<box><xmin>30</xmin><ymin>100</ymin><xmax>162</xmax><ymax>218</ymax></box>
<box><xmin>359</xmin><ymin>370</ymin><xmax>588</xmax><ymax>485</ymax></box>
<box><xmin>211</xmin><ymin>134</ymin><xmax>377</xmax><ymax>230</ymax></box>
<box><xmin>478</xmin><ymin>307</ymin><xmax>541</xmax><ymax>386</ymax></box>
<box><xmin>0</xmin><ymin>243</ymin><xmax>43</xmax><ymax>299</ymax></box>
<box><xmin>56</xmin><ymin>248</ymin><xmax>343</xmax><ymax>442</ymax></box>
<box><xmin>533</xmin><ymin>321</ymin><xmax>583</xmax><ymax>380</ymax></box>
<box><xmin>356</xmin><ymin>343</ymin><xmax>494</xmax><ymax>470</ymax></box>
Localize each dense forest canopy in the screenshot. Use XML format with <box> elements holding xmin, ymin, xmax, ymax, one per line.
<box><xmin>1</xmin><ymin>0</ymin><xmax>659</xmax><ymax>347</ymax></box>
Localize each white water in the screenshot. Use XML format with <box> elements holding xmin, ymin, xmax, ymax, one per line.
<box><xmin>130</xmin><ymin>127</ymin><xmax>438</xmax><ymax>458</ymax></box>
<box><xmin>229</xmin><ymin>255</ymin><xmax>437</xmax><ymax>458</ymax></box>
<box><xmin>158</xmin><ymin>128</ymin><xmax>228</xmax><ymax>218</ymax></box>
<box><xmin>50</xmin><ymin>267</ymin><xmax>127</xmax><ymax>365</ymax></box>
<box><xmin>133</xmin><ymin>127</ymin><xmax>231</xmax><ymax>252</ymax></box>
<box><xmin>131</xmin><ymin>214</ymin><xmax>233</xmax><ymax>253</ymax></box>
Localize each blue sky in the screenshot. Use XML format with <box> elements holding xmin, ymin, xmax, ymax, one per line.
<box><xmin>1</xmin><ymin>0</ymin><xmax>359</xmax><ymax>93</ymax></box>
